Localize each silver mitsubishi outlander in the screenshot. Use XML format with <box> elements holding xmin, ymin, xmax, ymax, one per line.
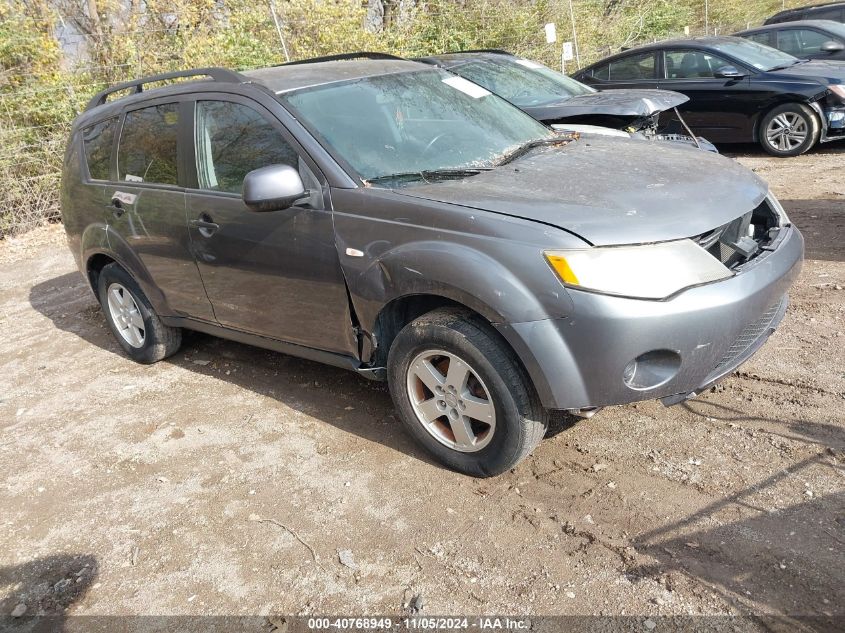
<box><xmin>61</xmin><ymin>53</ymin><xmax>803</xmax><ymax>476</ymax></box>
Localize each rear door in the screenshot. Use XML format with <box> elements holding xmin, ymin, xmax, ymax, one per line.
<box><xmin>184</xmin><ymin>95</ymin><xmax>355</xmax><ymax>355</ymax></box>
<box><xmin>657</xmin><ymin>49</ymin><xmax>758</xmax><ymax>142</ymax></box>
<box><xmin>108</xmin><ymin>98</ymin><xmax>214</xmax><ymax>320</ymax></box>
<box><xmin>578</xmin><ymin>51</ymin><xmax>660</xmax><ymax>90</ymax></box>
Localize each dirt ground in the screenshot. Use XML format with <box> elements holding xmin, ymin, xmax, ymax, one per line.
<box><xmin>0</xmin><ymin>143</ymin><xmax>843</xmax><ymax>632</ymax></box>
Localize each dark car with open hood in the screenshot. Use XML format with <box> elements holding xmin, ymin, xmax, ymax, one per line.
<box><xmin>61</xmin><ymin>54</ymin><xmax>803</xmax><ymax>476</ymax></box>
<box><xmin>573</xmin><ymin>36</ymin><xmax>845</xmax><ymax>157</ymax></box>
<box><xmin>416</xmin><ymin>49</ymin><xmax>716</xmax><ymax>151</ymax></box>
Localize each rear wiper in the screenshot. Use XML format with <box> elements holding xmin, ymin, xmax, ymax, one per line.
<box><xmin>364</xmin><ymin>168</ymin><xmax>492</xmax><ymax>186</ymax></box>
<box><xmin>495</xmin><ymin>135</ymin><xmax>575</xmax><ymax>167</ymax></box>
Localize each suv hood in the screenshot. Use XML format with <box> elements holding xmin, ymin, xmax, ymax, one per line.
<box><xmin>522</xmin><ymin>89</ymin><xmax>689</xmax><ymax>122</ymax></box>
<box><xmin>392</xmin><ymin>136</ymin><xmax>767</xmax><ymax>246</ymax></box>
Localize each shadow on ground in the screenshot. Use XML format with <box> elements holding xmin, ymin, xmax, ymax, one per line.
<box><xmin>0</xmin><ymin>554</ymin><xmax>97</xmax><ymax>631</ymax></box>
<box><xmin>630</xmin><ymin>396</ymin><xmax>844</xmax><ymax>629</ymax></box>
<box><xmin>28</xmin><ymin>271</ymin><xmax>453</xmax><ymax>470</ymax></box>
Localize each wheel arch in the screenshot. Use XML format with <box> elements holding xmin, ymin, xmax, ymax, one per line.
<box><xmin>82</xmin><ymin>227</ymin><xmax>172</xmax><ymax>315</ymax></box>
<box><xmin>370</xmin><ymin>293</ymin><xmax>551</xmax><ymax>409</ymax></box>
<box><xmin>752</xmin><ymin>98</ymin><xmax>821</xmax><ymax>143</ymax></box>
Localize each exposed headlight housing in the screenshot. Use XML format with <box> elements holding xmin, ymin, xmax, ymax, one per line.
<box><xmin>545</xmin><ymin>240</ymin><xmax>734</xmax><ymax>300</ymax></box>
<box><xmin>829</xmin><ymin>84</ymin><xmax>845</xmax><ymax>102</ymax></box>
<box><xmin>766</xmin><ymin>191</ymin><xmax>790</xmax><ymax>225</ymax></box>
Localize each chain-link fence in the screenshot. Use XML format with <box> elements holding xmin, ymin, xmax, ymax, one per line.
<box><xmin>0</xmin><ymin>0</ymin><xmax>812</xmax><ymax>238</ymax></box>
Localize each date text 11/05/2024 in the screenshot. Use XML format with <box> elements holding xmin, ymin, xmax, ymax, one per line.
<box><xmin>307</xmin><ymin>617</ymin><xmax>531</xmax><ymax>630</ymax></box>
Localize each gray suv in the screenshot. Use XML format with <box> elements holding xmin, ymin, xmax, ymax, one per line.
<box><xmin>61</xmin><ymin>54</ymin><xmax>803</xmax><ymax>476</ymax></box>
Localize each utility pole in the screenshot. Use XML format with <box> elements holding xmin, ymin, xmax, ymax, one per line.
<box><xmin>269</xmin><ymin>0</ymin><xmax>290</xmax><ymax>63</ymax></box>
<box><xmin>567</xmin><ymin>0</ymin><xmax>581</xmax><ymax>68</ymax></box>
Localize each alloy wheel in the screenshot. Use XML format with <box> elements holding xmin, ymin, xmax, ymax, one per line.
<box><xmin>406</xmin><ymin>349</ymin><xmax>496</xmax><ymax>452</ymax></box>
<box><xmin>766</xmin><ymin>112</ymin><xmax>808</xmax><ymax>152</ymax></box>
<box><xmin>106</xmin><ymin>283</ymin><xmax>145</xmax><ymax>348</ymax></box>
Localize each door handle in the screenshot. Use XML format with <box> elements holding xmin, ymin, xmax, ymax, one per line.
<box><xmin>105</xmin><ymin>201</ymin><xmax>125</xmax><ymax>217</ymax></box>
<box><xmin>190</xmin><ymin>214</ymin><xmax>219</xmax><ymax>237</ymax></box>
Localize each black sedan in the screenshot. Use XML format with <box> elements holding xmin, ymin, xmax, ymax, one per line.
<box><xmin>573</xmin><ymin>36</ymin><xmax>845</xmax><ymax>156</ymax></box>
<box><xmin>737</xmin><ymin>20</ymin><xmax>845</xmax><ymax>61</ymax></box>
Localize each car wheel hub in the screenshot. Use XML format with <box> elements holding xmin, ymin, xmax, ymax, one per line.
<box><xmin>766</xmin><ymin>113</ymin><xmax>808</xmax><ymax>152</ymax></box>
<box><xmin>106</xmin><ymin>283</ymin><xmax>145</xmax><ymax>348</ymax></box>
<box><xmin>406</xmin><ymin>349</ymin><xmax>496</xmax><ymax>453</ymax></box>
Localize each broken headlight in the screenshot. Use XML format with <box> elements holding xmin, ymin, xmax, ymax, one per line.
<box><xmin>766</xmin><ymin>191</ymin><xmax>790</xmax><ymax>225</ymax></box>
<box><xmin>545</xmin><ymin>240</ymin><xmax>734</xmax><ymax>300</ymax></box>
<box><xmin>829</xmin><ymin>84</ymin><xmax>845</xmax><ymax>102</ymax></box>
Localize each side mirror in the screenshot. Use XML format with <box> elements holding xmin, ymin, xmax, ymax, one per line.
<box><xmin>714</xmin><ymin>65</ymin><xmax>746</xmax><ymax>79</ymax></box>
<box><xmin>821</xmin><ymin>40</ymin><xmax>845</xmax><ymax>53</ymax></box>
<box><xmin>242</xmin><ymin>164</ymin><xmax>306</xmax><ymax>212</ymax></box>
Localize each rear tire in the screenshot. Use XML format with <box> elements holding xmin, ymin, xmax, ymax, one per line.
<box><xmin>97</xmin><ymin>263</ymin><xmax>181</xmax><ymax>364</ymax></box>
<box><xmin>759</xmin><ymin>103</ymin><xmax>819</xmax><ymax>157</ymax></box>
<box><xmin>387</xmin><ymin>308</ymin><xmax>547</xmax><ymax>477</ymax></box>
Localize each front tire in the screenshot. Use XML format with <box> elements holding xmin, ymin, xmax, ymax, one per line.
<box><xmin>97</xmin><ymin>263</ymin><xmax>182</xmax><ymax>364</ymax></box>
<box><xmin>759</xmin><ymin>103</ymin><xmax>819</xmax><ymax>157</ymax></box>
<box><xmin>387</xmin><ymin>308</ymin><xmax>548</xmax><ymax>477</ymax></box>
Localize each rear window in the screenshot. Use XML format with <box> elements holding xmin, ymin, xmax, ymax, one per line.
<box><xmin>592</xmin><ymin>52</ymin><xmax>656</xmax><ymax>81</ymax></box>
<box><xmin>117</xmin><ymin>103</ymin><xmax>180</xmax><ymax>185</ymax></box>
<box><xmin>82</xmin><ymin>118</ymin><xmax>116</xmax><ymax>181</ymax></box>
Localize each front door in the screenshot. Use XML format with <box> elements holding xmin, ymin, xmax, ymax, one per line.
<box><xmin>185</xmin><ymin>97</ymin><xmax>355</xmax><ymax>356</ymax></box>
<box><xmin>657</xmin><ymin>50</ymin><xmax>757</xmax><ymax>143</ymax></box>
<box><xmin>108</xmin><ymin>100</ymin><xmax>215</xmax><ymax>321</ymax></box>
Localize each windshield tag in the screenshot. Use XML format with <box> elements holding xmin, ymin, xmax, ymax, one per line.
<box><xmin>442</xmin><ymin>76</ymin><xmax>491</xmax><ymax>99</ymax></box>
<box><xmin>514</xmin><ymin>59</ymin><xmax>544</xmax><ymax>69</ymax></box>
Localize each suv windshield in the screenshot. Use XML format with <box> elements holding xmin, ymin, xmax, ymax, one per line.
<box><xmin>450</xmin><ymin>57</ymin><xmax>595</xmax><ymax>107</ymax></box>
<box><xmin>280</xmin><ymin>68</ymin><xmax>555</xmax><ymax>183</ymax></box>
<box><xmin>710</xmin><ymin>38</ymin><xmax>800</xmax><ymax>70</ymax></box>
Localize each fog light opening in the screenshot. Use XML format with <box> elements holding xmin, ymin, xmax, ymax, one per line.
<box><xmin>623</xmin><ymin>350</ymin><xmax>681</xmax><ymax>391</ymax></box>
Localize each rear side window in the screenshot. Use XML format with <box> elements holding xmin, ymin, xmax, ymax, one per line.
<box><xmin>194</xmin><ymin>100</ymin><xmax>298</xmax><ymax>194</ymax></box>
<box><xmin>82</xmin><ymin>118</ymin><xmax>116</xmax><ymax>181</ymax></box>
<box><xmin>118</xmin><ymin>103</ymin><xmax>180</xmax><ymax>185</ymax></box>
<box><xmin>594</xmin><ymin>52</ymin><xmax>656</xmax><ymax>81</ymax></box>
<box><xmin>744</xmin><ymin>32</ymin><xmax>774</xmax><ymax>47</ymax></box>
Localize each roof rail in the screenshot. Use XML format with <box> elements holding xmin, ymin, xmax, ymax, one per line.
<box><xmin>281</xmin><ymin>52</ymin><xmax>403</xmax><ymax>66</ymax></box>
<box><xmin>85</xmin><ymin>67</ymin><xmax>246</xmax><ymax>111</ymax></box>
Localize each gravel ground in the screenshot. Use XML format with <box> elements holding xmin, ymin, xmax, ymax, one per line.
<box><xmin>0</xmin><ymin>144</ymin><xmax>843</xmax><ymax>632</ymax></box>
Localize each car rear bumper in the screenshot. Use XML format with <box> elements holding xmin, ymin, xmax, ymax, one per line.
<box><xmin>495</xmin><ymin>225</ymin><xmax>804</xmax><ymax>410</ymax></box>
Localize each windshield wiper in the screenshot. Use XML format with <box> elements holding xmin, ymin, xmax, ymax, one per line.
<box><xmin>495</xmin><ymin>136</ymin><xmax>573</xmax><ymax>167</ymax></box>
<box><xmin>768</xmin><ymin>59</ymin><xmax>806</xmax><ymax>71</ymax></box>
<box><xmin>364</xmin><ymin>168</ymin><xmax>492</xmax><ymax>186</ymax></box>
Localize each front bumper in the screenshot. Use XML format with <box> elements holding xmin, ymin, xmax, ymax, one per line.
<box><xmin>496</xmin><ymin>225</ymin><xmax>804</xmax><ymax>410</ymax></box>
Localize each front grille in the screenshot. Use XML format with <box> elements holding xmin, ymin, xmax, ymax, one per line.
<box><xmin>713</xmin><ymin>298</ymin><xmax>786</xmax><ymax>372</ymax></box>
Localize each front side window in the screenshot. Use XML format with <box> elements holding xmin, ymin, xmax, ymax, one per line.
<box><xmin>194</xmin><ymin>101</ymin><xmax>298</xmax><ymax>194</ymax></box>
<box><xmin>118</xmin><ymin>103</ymin><xmax>180</xmax><ymax>185</ymax></box>
<box><xmin>82</xmin><ymin>117</ymin><xmax>116</xmax><ymax>181</ymax></box>
<box><xmin>664</xmin><ymin>50</ymin><xmax>732</xmax><ymax>79</ymax></box>
<box><xmin>605</xmin><ymin>52</ymin><xmax>656</xmax><ymax>80</ymax></box>
<box><xmin>280</xmin><ymin>68</ymin><xmax>553</xmax><ymax>183</ymax></box>
<box><xmin>777</xmin><ymin>29</ymin><xmax>832</xmax><ymax>56</ymax></box>
<box><xmin>451</xmin><ymin>57</ymin><xmax>594</xmax><ymax>107</ymax></box>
